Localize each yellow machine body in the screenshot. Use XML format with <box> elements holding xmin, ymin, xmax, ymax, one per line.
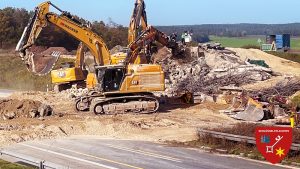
<box><xmin>86</xmin><ymin>64</ymin><xmax>164</xmax><ymax>93</ymax></box>
<box><xmin>51</xmin><ymin>67</ymin><xmax>87</xmax><ymax>84</ymax></box>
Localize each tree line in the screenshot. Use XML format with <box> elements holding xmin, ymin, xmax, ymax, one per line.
<box><xmin>0</xmin><ymin>7</ymin><xmax>128</xmax><ymax>50</ymax></box>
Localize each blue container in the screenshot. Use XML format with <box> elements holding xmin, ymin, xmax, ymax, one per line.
<box><xmin>282</xmin><ymin>34</ymin><xmax>290</xmax><ymax>49</ymax></box>
<box><xmin>265</xmin><ymin>34</ymin><xmax>290</xmax><ymax>50</ymax></box>
<box><xmin>276</xmin><ymin>35</ymin><xmax>283</xmax><ymax>49</ymax></box>
<box><xmin>274</xmin><ymin>34</ymin><xmax>290</xmax><ymax>50</ymax></box>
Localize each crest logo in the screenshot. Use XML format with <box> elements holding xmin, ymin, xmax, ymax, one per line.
<box><xmin>255</xmin><ymin>127</ymin><xmax>292</xmax><ymax>164</ymax></box>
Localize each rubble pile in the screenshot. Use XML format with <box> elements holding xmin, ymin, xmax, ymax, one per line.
<box><xmin>0</xmin><ymin>99</ymin><xmax>53</xmax><ymax>120</ymax></box>
<box><xmin>250</xmin><ymin>77</ymin><xmax>300</xmax><ymax>97</ymax></box>
<box><xmin>154</xmin><ymin>46</ymin><xmax>274</xmax><ymax>96</ymax></box>
<box><xmin>220</xmin><ymin>78</ymin><xmax>300</xmax><ymax>122</ymax></box>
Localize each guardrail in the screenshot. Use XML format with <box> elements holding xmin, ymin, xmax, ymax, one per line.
<box><xmin>198</xmin><ymin>129</ymin><xmax>300</xmax><ymax>151</ymax></box>
<box><xmin>0</xmin><ymin>150</ymin><xmax>67</xmax><ymax>169</ymax></box>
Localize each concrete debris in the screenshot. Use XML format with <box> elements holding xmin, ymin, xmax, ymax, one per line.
<box><xmin>3</xmin><ymin>112</ymin><xmax>16</xmax><ymax>120</ymax></box>
<box><xmin>29</xmin><ymin>109</ymin><xmax>38</xmax><ymax>118</ymax></box>
<box><xmin>199</xmin><ymin>42</ymin><xmax>225</xmax><ymax>50</ymax></box>
<box><xmin>233</xmin><ymin>103</ymin><xmax>265</xmax><ymax>122</ymax></box>
<box><xmin>62</xmin><ymin>85</ymin><xmax>89</xmax><ymax>98</ymax></box>
<box><xmin>38</xmin><ymin>104</ymin><xmax>53</xmax><ymax>117</ymax></box>
<box><xmin>220</xmin><ymin>88</ymin><xmax>293</xmax><ymax>122</ymax></box>
<box><xmin>273</xmin><ymin>105</ymin><xmax>287</xmax><ymax>118</ymax></box>
<box><xmin>154</xmin><ymin>46</ymin><xmax>274</xmax><ymax>97</ymax></box>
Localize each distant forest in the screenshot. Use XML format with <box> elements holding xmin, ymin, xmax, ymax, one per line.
<box><xmin>1</xmin><ymin>7</ymin><xmax>300</xmax><ymax>50</ymax></box>
<box><xmin>157</xmin><ymin>23</ymin><xmax>300</xmax><ymax>43</ymax></box>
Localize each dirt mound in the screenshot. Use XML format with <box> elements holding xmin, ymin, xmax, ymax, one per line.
<box><xmin>0</xmin><ymin>99</ymin><xmax>52</xmax><ymax>119</ymax></box>
<box><xmin>229</xmin><ymin>48</ymin><xmax>300</xmax><ymax>76</ymax></box>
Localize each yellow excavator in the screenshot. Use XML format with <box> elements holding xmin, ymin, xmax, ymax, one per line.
<box><xmin>16</xmin><ymin>1</ymin><xmax>181</xmax><ymax>114</ymax></box>
<box><xmin>15</xmin><ymin>1</ymin><xmax>126</xmax><ymax>92</ymax></box>
<box><xmin>78</xmin><ymin>25</ymin><xmax>181</xmax><ymax>114</ymax></box>
<box><xmin>51</xmin><ymin>42</ymin><xmax>125</xmax><ymax>92</ymax></box>
<box><xmin>52</xmin><ymin>0</ymin><xmax>148</xmax><ymax>91</ymax></box>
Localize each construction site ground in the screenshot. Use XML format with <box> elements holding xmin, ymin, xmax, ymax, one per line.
<box><xmin>1</xmin><ymin>47</ymin><xmax>300</xmax><ymax>148</ymax></box>
<box><xmin>0</xmin><ymin>91</ymin><xmax>235</xmax><ymax>147</ymax></box>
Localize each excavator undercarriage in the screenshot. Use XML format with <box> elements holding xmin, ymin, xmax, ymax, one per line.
<box><xmin>76</xmin><ymin>93</ymin><xmax>159</xmax><ymax>115</ymax></box>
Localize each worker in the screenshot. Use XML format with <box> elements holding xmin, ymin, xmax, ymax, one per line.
<box><xmin>170</xmin><ymin>32</ymin><xmax>177</xmax><ymax>42</ymax></box>
<box><xmin>296</xmin><ymin>106</ymin><xmax>300</xmax><ymax>128</ymax></box>
<box><xmin>181</xmin><ymin>32</ymin><xmax>186</xmax><ymax>45</ymax></box>
<box><xmin>291</xmin><ymin>112</ymin><xmax>295</xmax><ymax>128</ymax></box>
<box><xmin>290</xmin><ymin>106</ymin><xmax>300</xmax><ymax>128</ymax></box>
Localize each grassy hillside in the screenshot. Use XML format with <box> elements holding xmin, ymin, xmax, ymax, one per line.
<box><xmin>210</xmin><ymin>36</ymin><xmax>300</xmax><ymax>50</ymax></box>
<box><xmin>292</xmin><ymin>38</ymin><xmax>300</xmax><ymax>50</ymax></box>
<box><xmin>0</xmin><ymin>53</ymin><xmax>74</xmax><ymax>91</ymax></box>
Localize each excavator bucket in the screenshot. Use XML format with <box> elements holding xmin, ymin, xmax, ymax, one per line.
<box><xmin>234</xmin><ymin>98</ymin><xmax>265</xmax><ymax>122</ymax></box>
<box><xmin>26</xmin><ymin>50</ymin><xmax>61</xmax><ymax>76</ymax></box>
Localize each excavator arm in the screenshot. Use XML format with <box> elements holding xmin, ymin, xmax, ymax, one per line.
<box><xmin>126</xmin><ymin>26</ymin><xmax>179</xmax><ymax>64</ymax></box>
<box><xmin>16</xmin><ymin>1</ymin><xmax>111</xmax><ymax>75</ymax></box>
<box><xmin>128</xmin><ymin>0</ymin><xmax>148</xmax><ymax>45</ymax></box>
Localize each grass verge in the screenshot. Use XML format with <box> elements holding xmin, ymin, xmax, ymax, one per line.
<box><xmin>0</xmin><ymin>159</ymin><xmax>34</xmax><ymax>169</ymax></box>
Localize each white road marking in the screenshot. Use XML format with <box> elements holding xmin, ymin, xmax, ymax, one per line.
<box><xmin>20</xmin><ymin>143</ymin><xmax>119</xmax><ymax>169</ymax></box>
<box><xmin>105</xmin><ymin>144</ymin><xmax>182</xmax><ymax>163</ymax></box>
<box><xmin>37</xmin><ymin>142</ymin><xmax>143</xmax><ymax>169</ymax></box>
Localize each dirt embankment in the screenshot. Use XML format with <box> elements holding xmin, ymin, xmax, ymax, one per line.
<box><xmin>230</xmin><ymin>48</ymin><xmax>300</xmax><ymax>76</ymax></box>
<box><xmin>228</xmin><ymin>48</ymin><xmax>300</xmax><ymax>91</ymax></box>
<box><xmin>0</xmin><ymin>99</ymin><xmax>42</xmax><ymax>119</ymax></box>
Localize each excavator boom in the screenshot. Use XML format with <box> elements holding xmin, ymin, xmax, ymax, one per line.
<box><xmin>128</xmin><ymin>0</ymin><xmax>148</xmax><ymax>45</ymax></box>
<box><xmin>16</xmin><ymin>1</ymin><xmax>111</xmax><ymax>75</ymax></box>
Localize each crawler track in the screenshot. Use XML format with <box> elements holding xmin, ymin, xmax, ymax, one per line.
<box><xmin>89</xmin><ymin>95</ymin><xmax>159</xmax><ymax>115</ymax></box>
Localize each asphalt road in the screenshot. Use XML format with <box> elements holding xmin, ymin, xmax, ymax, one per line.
<box><xmin>0</xmin><ymin>89</ymin><xmax>14</xmax><ymax>98</ymax></box>
<box><xmin>0</xmin><ymin>138</ymin><xmax>288</xmax><ymax>169</ymax></box>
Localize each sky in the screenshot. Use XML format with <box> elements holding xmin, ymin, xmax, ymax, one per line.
<box><xmin>0</xmin><ymin>0</ymin><xmax>300</xmax><ymax>26</ymax></box>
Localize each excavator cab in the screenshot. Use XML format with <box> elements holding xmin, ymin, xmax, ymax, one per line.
<box><xmin>102</xmin><ymin>67</ymin><xmax>125</xmax><ymax>92</ymax></box>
